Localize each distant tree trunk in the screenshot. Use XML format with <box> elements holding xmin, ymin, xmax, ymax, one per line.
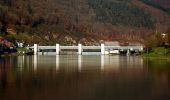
<box><xmin>0</xmin><ymin>4</ymin><xmax>8</xmax><ymax>35</ymax></box>
<box><xmin>0</xmin><ymin>13</ymin><xmax>8</xmax><ymax>35</ymax></box>
<box><xmin>2</xmin><ymin>0</ymin><xmax>13</xmax><ymax>6</ymax></box>
<box><xmin>147</xmin><ymin>48</ymin><xmax>149</xmax><ymax>54</ymax></box>
<box><xmin>1</xmin><ymin>23</ymin><xmax>7</xmax><ymax>34</ymax></box>
<box><xmin>166</xmin><ymin>27</ymin><xmax>170</xmax><ymax>47</ymax></box>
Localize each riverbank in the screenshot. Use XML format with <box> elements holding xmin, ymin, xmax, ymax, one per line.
<box><xmin>0</xmin><ymin>47</ymin><xmax>33</xmax><ymax>56</ymax></box>
<box><xmin>142</xmin><ymin>47</ymin><xmax>170</xmax><ymax>59</ymax></box>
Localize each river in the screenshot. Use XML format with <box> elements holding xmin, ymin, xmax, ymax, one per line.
<box><xmin>0</xmin><ymin>55</ymin><xmax>170</xmax><ymax>100</ymax></box>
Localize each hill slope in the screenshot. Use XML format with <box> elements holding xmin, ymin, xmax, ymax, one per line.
<box><xmin>0</xmin><ymin>0</ymin><xmax>170</xmax><ymax>44</ymax></box>
<box><xmin>141</xmin><ymin>0</ymin><xmax>170</xmax><ymax>10</ymax></box>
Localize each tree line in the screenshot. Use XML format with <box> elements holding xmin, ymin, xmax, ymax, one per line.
<box><xmin>145</xmin><ymin>27</ymin><xmax>170</xmax><ymax>51</ymax></box>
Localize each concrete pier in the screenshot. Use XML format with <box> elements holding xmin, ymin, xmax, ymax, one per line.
<box><xmin>34</xmin><ymin>44</ymin><xmax>38</xmax><ymax>55</ymax></box>
<box><xmin>101</xmin><ymin>44</ymin><xmax>105</xmax><ymax>55</ymax></box>
<box><xmin>78</xmin><ymin>44</ymin><xmax>82</xmax><ymax>55</ymax></box>
<box><xmin>56</xmin><ymin>44</ymin><xmax>60</xmax><ymax>55</ymax></box>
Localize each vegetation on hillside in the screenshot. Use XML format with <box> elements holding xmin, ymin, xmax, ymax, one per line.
<box><xmin>88</xmin><ymin>0</ymin><xmax>154</xmax><ymax>28</ymax></box>
<box><xmin>0</xmin><ymin>0</ymin><xmax>170</xmax><ymax>45</ymax></box>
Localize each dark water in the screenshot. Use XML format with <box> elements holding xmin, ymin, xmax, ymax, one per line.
<box><xmin>0</xmin><ymin>55</ymin><xmax>170</xmax><ymax>100</ymax></box>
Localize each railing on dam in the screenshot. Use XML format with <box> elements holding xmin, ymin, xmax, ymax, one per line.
<box><xmin>29</xmin><ymin>44</ymin><xmax>143</xmax><ymax>55</ymax></box>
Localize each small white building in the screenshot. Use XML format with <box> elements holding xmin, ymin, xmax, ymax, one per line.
<box><xmin>128</xmin><ymin>42</ymin><xmax>144</xmax><ymax>52</ymax></box>
<box><xmin>104</xmin><ymin>41</ymin><xmax>120</xmax><ymax>54</ymax></box>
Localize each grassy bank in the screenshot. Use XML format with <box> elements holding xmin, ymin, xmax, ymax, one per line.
<box><xmin>142</xmin><ymin>47</ymin><xmax>170</xmax><ymax>59</ymax></box>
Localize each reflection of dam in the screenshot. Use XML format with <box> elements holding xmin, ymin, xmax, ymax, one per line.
<box><xmin>7</xmin><ymin>55</ymin><xmax>144</xmax><ymax>73</ymax></box>
<box><xmin>33</xmin><ymin>55</ymin><xmax>37</xmax><ymax>71</ymax></box>
<box><xmin>31</xmin><ymin>55</ymin><xmax>143</xmax><ymax>72</ymax></box>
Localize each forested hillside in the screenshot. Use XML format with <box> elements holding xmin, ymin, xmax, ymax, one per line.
<box><xmin>0</xmin><ymin>0</ymin><xmax>170</xmax><ymax>45</ymax></box>
<box><xmin>88</xmin><ymin>0</ymin><xmax>154</xmax><ymax>28</ymax></box>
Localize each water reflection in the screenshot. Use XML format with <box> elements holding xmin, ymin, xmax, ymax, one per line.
<box><xmin>14</xmin><ymin>55</ymin><xmax>145</xmax><ymax>72</ymax></box>
<box><xmin>101</xmin><ymin>55</ymin><xmax>104</xmax><ymax>70</ymax></box>
<box><xmin>0</xmin><ymin>56</ymin><xmax>170</xmax><ymax>100</ymax></box>
<box><xmin>18</xmin><ymin>56</ymin><xmax>25</xmax><ymax>72</ymax></box>
<box><xmin>34</xmin><ymin>55</ymin><xmax>38</xmax><ymax>72</ymax></box>
<box><xmin>56</xmin><ymin>55</ymin><xmax>59</xmax><ymax>71</ymax></box>
<box><xmin>78</xmin><ymin>55</ymin><xmax>82</xmax><ymax>72</ymax></box>
<box><xmin>144</xmin><ymin>58</ymin><xmax>170</xmax><ymax>99</ymax></box>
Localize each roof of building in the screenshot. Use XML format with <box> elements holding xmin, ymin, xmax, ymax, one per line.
<box><xmin>128</xmin><ymin>42</ymin><xmax>143</xmax><ymax>46</ymax></box>
<box><xmin>104</xmin><ymin>41</ymin><xmax>120</xmax><ymax>46</ymax></box>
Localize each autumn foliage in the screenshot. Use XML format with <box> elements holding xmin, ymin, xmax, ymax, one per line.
<box><xmin>0</xmin><ymin>0</ymin><xmax>170</xmax><ymax>44</ymax></box>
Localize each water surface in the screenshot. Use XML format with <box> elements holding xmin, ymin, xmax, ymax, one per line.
<box><xmin>0</xmin><ymin>55</ymin><xmax>170</xmax><ymax>100</ymax></box>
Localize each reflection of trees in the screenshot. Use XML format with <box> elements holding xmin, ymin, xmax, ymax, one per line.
<box><xmin>151</xmin><ymin>71</ymin><xmax>170</xmax><ymax>99</ymax></box>
<box><xmin>145</xmin><ymin>59</ymin><xmax>170</xmax><ymax>98</ymax></box>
